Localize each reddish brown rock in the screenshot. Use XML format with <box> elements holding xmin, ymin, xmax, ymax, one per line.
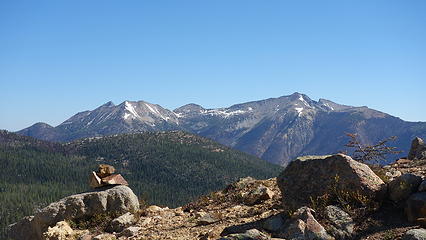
<box><xmin>396</xmin><ymin>158</ymin><xmax>412</xmax><ymax>164</ymax></box>
<box><xmin>101</xmin><ymin>174</ymin><xmax>128</xmax><ymax>186</ymax></box>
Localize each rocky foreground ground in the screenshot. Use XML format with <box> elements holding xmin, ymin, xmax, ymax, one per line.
<box><xmin>7</xmin><ymin>137</ymin><xmax>426</xmax><ymax>240</ymax></box>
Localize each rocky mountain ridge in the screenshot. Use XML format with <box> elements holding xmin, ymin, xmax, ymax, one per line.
<box><xmin>17</xmin><ymin>93</ymin><xmax>426</xmax><ymax>165</ymax></box>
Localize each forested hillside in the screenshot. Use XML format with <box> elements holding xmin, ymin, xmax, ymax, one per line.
<box><xmin>0</xmin><ymin>130</ymin><xmax>280</xmax><ymax>238</ymax></box>
<box><xmin>0</xmin><ymin>131</ymin><xmax>96</xmax><ymax>238</ymax></box>
<box><xmin>67</xmin><ymin>131</ymin><xmax>281</xmax><ymax>206</ymax></box>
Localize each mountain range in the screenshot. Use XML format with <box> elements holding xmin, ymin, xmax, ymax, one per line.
<box><xmin>17</xmin><ymin>92</ymin><xmax>426</xmax><ymax>166</ymax></box>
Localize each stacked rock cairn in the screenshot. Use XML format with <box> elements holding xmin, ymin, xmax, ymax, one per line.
<box><xmin>89</xmin><ymin>164</ymin><xmax>129</xmax><ymax>188</ymax></box>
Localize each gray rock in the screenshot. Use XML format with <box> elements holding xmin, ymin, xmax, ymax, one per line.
<box><xmin>234</xmin><ymin>177</ymin><xmax>257</xmax><ymax>189</ymax></box>
<box><xmin>119</xmin><ymin>226</ymin><xmax>141</xmax><ymax>237</ymax></box>
<box><xmin>93</xmin><ymin>233</ymin><xmax>117</xmax><ymax>240</ymax></box>
<box><xmin>243</xmin><ymin>184</ymin><xmax>275</xmax><ymax>206</ymax></box>
<box><xmin>385</xmin><ymin>169</ymin><xmax>402</xmax><ymax>181</ymax></box>
<box><xmin>7</xmin><ymin>216</ymin><xmax>34</xmax><ymax>240</ymax></box>
<box><xmin>408</xmin><ymin>137</ymin><xmax>426</xmax><ymax>160</ymax></box>
<box><xmin>402</xmin><ymin>228</ymin><xmax>426</xmax><ymax>240</ymax></box>
<box><xmin>277</xmin><ymin>154</ymin><xmax>387</xmax><ymax>210</ymax></box>
<box><xmin>262</xmin><ymin>214</ymin><xmax>285</xmax><ymax>233</ymax></box>
<box><xmin>219</xmin><ymin>228</ymin><xmax>271</xmax><ymax>240</ymax></box>
<box><xmin>278</xmin><ymin>207</ymin><xmax>333</xmax><ymax>240</ymax></box>
<box><xmin>197</xmin><ymin>213</ymin><xmax>219</xmax><ymax>225</ymax></box>
<box><xmin>324</xmin><ymin>205</ymin><xmax>354</xmax><ymax>239</ymax></box>
<box><xmin>8</xmin><ymin>185</ymin><xmax>139</xmax><ymax>240</ymax></box>
<box><xmin>280</xmin><ymin>219</ymin><xmax>305</xmax><ymax>240</ymax></box>
<box><xmin>406</xmin><ymin>192</ymin><xmax>426</xmax><ymax>223</ymax></box>
<box><xmin>388</xmin><ymin>174</ymin><xmax>422</xmax><ymax>202</ymax></box>
<box><xmin>419</xmin><ymin>180</ymin><xmax>426</xmax><ymax>192</ymax></box>
<box><xmin>107</xmin><ymin>212</ymin><xmax>136</xmax><ymax>233</ymax></box>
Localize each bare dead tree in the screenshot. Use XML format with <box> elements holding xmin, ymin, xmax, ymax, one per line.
<box><xmin>344</xmin><ymin>133</ymin><xmax>402</xmax><ymax>164</ymax></box>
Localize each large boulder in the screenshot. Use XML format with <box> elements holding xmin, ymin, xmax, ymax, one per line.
<box><xmin>408</xmin><ymin>137</ymin><xmax>426</xmax><ymax>160</ymax></box>
<box><xmin>388</xmin><ymin>174</ymin><xmax>422</xmax><ymax>202</ymax></box>
<box><xmin>277</xmin><ymin>154</ymin><xmax>387</xmax><ymax>210</ymax></box>
<box><xmin>402</xmin><ymin>228</ymin><xmax>426</xmax><ymax>240</ymax></box>
<box><xmin>8</xmin><ymin>185</ymin><xmax>139</xmax><ymax>240</ymax></box>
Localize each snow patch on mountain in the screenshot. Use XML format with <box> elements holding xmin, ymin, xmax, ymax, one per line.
<box><xmin>87</xmin><ymin>118</ymin><xmax>95</xmax><ymax>125</ymax></box>
<box><xmin>145</xmin><ymin>103</ymin><xmax>170</xmax><ymax>121</ymax></box>
<box><xmin>174</xmin><ymin>112</ymin><xmax>184</xmax><ymax>118</ymax></box>
<box><xmin>124</xmin><ymin>101</ymin><xmax>141</xmax><ymax>120</ymax></box>
<box><xmin>295</xmin><ymin>107</ymin><xmax>304</xmax><ymax>116</ymax></box>
<box><xmin>99</xmin><ymin>111</ymin><xmax>115</xmax><ymax>122</ymax></box>
<box><xmin>123</xmin><ymin>113</ymin><xmax>132</xmax><ymax>120</ymax></box>
<box><xmin>204</xmin><ymin>109</ymin><xmax>248</xmax><ymax>118</ymax></box>
<box><xmin>299</xmin><ymin>96</ymin><xmax>310</xmax><ymax>107</ymax></box>
<box><xmin>322</xmin><ymin>102</ymin><xmax>334</xmax><ymax>111</ymax></box>
<box><xmin>145</xmin><ymin>103</ymin><xmax>158</xmax><ymax>115</ymax></box>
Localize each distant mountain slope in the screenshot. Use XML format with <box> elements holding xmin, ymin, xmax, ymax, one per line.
<box><xmin>23</xmin><ymin>101</ymin><xmax>181</xmax><ymax>142</ymax></box>
<box><xmin>15</xmin><ymin>122</ymin><xmax>61</xmax><ymax>142</ymax></box>
<box><xmin>0</xmin><ymin>130</ymin><xmax>280</xmax><ymax>238</ymax></box>
<box><xmin>17</xmin><ymin>93</ymin><xmax>426</xmax><ymax>165</ymax></box>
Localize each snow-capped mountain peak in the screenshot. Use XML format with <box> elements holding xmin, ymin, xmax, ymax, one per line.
<box><xmin>18</xmin><ymin>93</ymin><xmax>424</xmax><ymax>166</ymax></box>
<box><xmin>123</xmin><ymin>101</ymin><xmax>141</xmax><ymax>120</ymax></box>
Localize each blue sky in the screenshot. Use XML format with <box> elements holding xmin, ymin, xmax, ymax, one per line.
<box><xmin>1</xmin><ymin>0</ymin><xmax>425</xmax><ymax>131</ymax></box>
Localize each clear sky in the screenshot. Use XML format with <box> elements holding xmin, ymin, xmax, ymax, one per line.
<box><xmin>1</xmin><ymin>0</ymin><xmax>425</xmax><ymax>131</ymax></box>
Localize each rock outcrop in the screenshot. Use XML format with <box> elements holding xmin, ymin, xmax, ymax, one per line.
<box><xmin>8</xmin><ymin>185</ymin><xmax>139</xmax><ymax>240</ymax></box>
<box><xmin>408</xmin><ymin>137</ymin><xmax>426</xmax><ymax>160</ymax></box>
<box><xmin>277</xmin><ymin>154</ymin><xmax>387</xmax><ymax>210</ymax></box>
<box><xmin>388</xmin><ymin>174</ymin><xmax>422</xmax><ymax>202</ymax></box>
